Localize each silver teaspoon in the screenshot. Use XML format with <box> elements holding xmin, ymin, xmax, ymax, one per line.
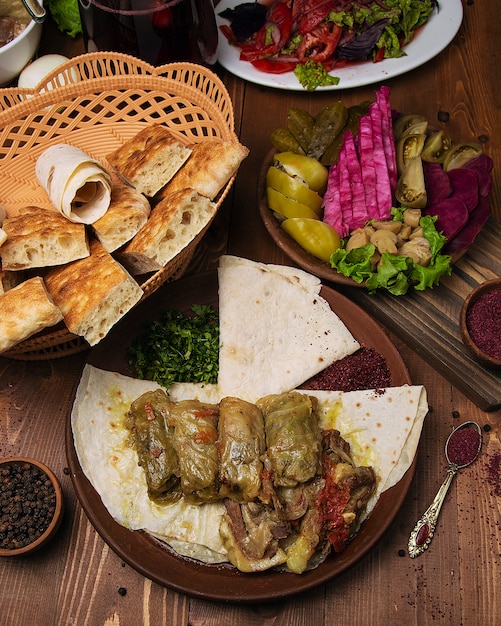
<box><xmin>22</xmin><ymin>0</ymin><xmax>46</xmax><ymax>23</ymax></box>
<box><xmin>408</xmin><ymin>421</ymin><xmax>482</xmax><ymax>558</ymax></box>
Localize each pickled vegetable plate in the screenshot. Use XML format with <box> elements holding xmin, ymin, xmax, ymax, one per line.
<box><xmin>67</xmin><ymin>270</ymin><xmax>415</xmax><ymax>602</ymax></box>
<box><xmin>216</xmin><ymin>0</ymin><xmax>463</xmax><ymax>91</ymax></box>
<box><xmin>259</xmin><ymin>148</ymin><xmax>481</xmax><ymax>288</ymax></box>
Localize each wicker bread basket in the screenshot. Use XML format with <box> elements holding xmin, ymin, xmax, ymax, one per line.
<box><xmin>0</xmin><ymin>53</ymin><xmax>238</xmax><ymax>360</ymax></box>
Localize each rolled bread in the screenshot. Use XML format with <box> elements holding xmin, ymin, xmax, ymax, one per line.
<box><xmin>106</xmin><ymin>125</ymin><xmax>192</xmax><ymax>197</ymax></box>
<box><xmin>118</xmin><ymin>188</ymin><xmax>217</xmax><ymax>275</ymax></box>
<box><xmin>36</xmin><ymin>144</ymin><xmax>112</xmax><ymax>224</ymax></box>
<box><xmin>0</xmin><ymin>276</ymin><xmax>63</xmax><ymax>353</ymax></box>
<box><xmin>44</xmin><ymin>239</ymin><xmax>143</xmax><ymax>346</ymax></box>
<box><xmin>0</xmin><ymin>206</ymin><xmax>89</xmax><ymax>270</ymax></box>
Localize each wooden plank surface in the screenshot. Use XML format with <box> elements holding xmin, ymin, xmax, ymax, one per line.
<box><xmin>339</xmin><ymin>219</ymin><xmax>501</xmax><ymax>411</ymax></box>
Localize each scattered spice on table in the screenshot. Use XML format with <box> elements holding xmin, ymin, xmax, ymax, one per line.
<box><xmin>305</xmin><ymin>347</ymin><xmax>391</xmax><ymax>392</ymax></box>
<box><xmin>466</xmin><ymin>288</ymin><xmax>501</xmax><ymax>360</ymax></box>
<box><xmin>446</xmin><ymin>426</ymin><xmax>481</xmax><ymax>467</ymax></box>
<box><xmin>484</xmin><ymin>451</ymin><xmax>501</xmax><ymax>498</ymax></box>
<box><xmin>0</xmin><ymin>461</ymin><xmax>56</xmax><ymax>550</ymax></box>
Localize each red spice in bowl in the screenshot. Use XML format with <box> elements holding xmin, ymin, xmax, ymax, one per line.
<box><xmin>460</xmin><ymin>278</ymin><xmax>501</xmax><ymax>369</ymax></box>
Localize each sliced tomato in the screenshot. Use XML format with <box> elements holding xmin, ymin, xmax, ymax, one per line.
<box><xmin>239</xmin><ymin>1</ymin><xmax>293</xmax><ymax>62</ymax></box>
<box><xmin>297</xmin><ymin>0</ymin><xmax>336</xmax><ymax>35</ymax></box>
<box><xmin>297</xmin><ymin>23</ymin><xmax>342</xmax><ymax>63</ymax></box>
<box><xmin>250</xmin><ymin>58</ymin><xmax>298</xmax><ymax>73</ymax></box>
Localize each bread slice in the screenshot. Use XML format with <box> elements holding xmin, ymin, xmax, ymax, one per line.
<box><xmin>0</xmin><ymin>206</ymin><xmax>89</xmax><ymax>270</ymax></box>
<box><xmin>106</xmin><ymin>125</ymin><xmax>192</xmax><ymax>197</ymax></box>
<box><xmin>118</xmin><ymin>188</ymin><xmax>217</xmax><ymax>275</ymax></box>
<box><xmin>0</xmin><ymin>276</ymin><xmax>63</xmax><ymax>353</ymax></box>
<box><xmin>44</xmin><ymin>239</ymin><xmax>143</xmax><ymax>346</ymax></box>
<box><xmin>157</xmin><ymin>139</ymin><xmax>249</xmax><ymax>200</ymax></box>
<box><xmin>92</xmin><ymin>183</ymin><xmax>151</xmax><ymax>252</ymax></box>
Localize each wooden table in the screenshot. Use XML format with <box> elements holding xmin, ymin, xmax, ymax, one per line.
<box><xmin>1</xmin><ymin>3</ymin><xmax>500</xmax><ymax>624</ymax></box>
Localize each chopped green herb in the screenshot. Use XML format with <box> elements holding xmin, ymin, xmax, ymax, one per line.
<box><xmin>128</xmin><ymin>305</ymin><xmax>219</xmax><ymax>389</ymax></box>
<box><xmin>294</xmin><ymin>60</ymin><xmax>340</xmax><ymax>92</ymax></box>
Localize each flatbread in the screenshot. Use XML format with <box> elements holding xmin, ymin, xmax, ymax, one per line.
<box><xmin>306</xmin><ymin>385</ymin><xmax>428</xmax><ymax>515</ymax></box>
<box><xmin>71</xmin><ymin>365</ymin><xmax>227</xmax><ymax>561</ymax></box>
<box><xmin>118</xmin><ymin>189</ymin><xmax>217</xmax><ymax>275</ymax></box>
<box><xmin>36</xmin><ymin>144</ymin><xmax>112</xmax><ymax>224</ymax></box>
<box><xmin>217</xmin><ymin>255</ymin><xmax>360</xmax><ymax>402</ymax></box>
<box><xmin>71</xmin><ymin>365</ymin><xmax>427</xmax><ymax>564</ymax></box>
<box><xmin>106</xmin><ymin>124</ymin><xmax>192</xmax><ymax>197</ymax></box>
<box><xmin>91</xmin><ymin>183</ymin><xmax>151</xmax><ymax>252</ymax></box>
<box><xmin>157</xmin><ymin>139</ymin><xmax>249</xmax><ymax>200</ymax></box>
<box><xmin>44</xmin><ymin>239</ymin><xmax>143</xmax><ymax>346</ymax></box>
<box><xmin>0</xmin><ymin>206</ymin><xmax>89</xmax><ymax>270</ymax></box>
<box><xmin>0</xmin><ymin>276</ymin><xmax>63</xmax><ymax>353</ymax></box>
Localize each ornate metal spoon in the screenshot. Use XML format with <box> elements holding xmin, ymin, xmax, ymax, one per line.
<box><xmin>22</xmin><ymin>0</ymin><xmax>46</xmax><ymax>23</ymax></box>
<box><xmin>408</xmin><ymin>421</ymin><xmax>482</xmax><ymax>558</ymax></box>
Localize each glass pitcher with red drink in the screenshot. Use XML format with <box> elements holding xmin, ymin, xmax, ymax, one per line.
<box><xmin>78</xmin><ymin>0</ymin><xmax>219</xmax><ymax>67</ymax></box>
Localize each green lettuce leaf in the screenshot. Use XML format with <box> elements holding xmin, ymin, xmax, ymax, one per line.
<box><xmin>47</xmin><ymin>0</ymin><xmax>82</xmax><ymax>38</ymax></box>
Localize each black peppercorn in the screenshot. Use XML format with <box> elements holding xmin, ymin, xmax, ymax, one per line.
<box><xmin>0</xmin><ymin>462</ymin><xmax>56</xmax><ymax>550</ymax></box>
<box><xmin>118</xmin><ymin>587</ymin><xmax>127</xmax><ymax>596</ymax></box>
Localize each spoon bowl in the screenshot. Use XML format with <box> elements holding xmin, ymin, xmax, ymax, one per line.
<box><xmin>408</xmin><ymin>421</ymin><xmax>482</xmax><ymax>558</ymax></box>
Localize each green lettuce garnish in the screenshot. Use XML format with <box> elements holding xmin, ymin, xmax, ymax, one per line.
<box><xmin>294</xmin><ymin>60</ymin><xmax>340</xmax><ymax>91</ymax></box>
<box><xmin>330</xmin><ymin>209</ymin><xmax>452</xmax><ymax>295</ymax></box>
<box><xmin>47</xmin><ymin>0</ymin><xmax>82</xmax><ymax>38</ymax></box>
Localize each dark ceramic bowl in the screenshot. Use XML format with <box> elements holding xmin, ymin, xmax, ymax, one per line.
<box><xmin>460</xmin><ymin>278</ymin><xmax>501</xmax><ymax>370</ymax></box>
<box><xmin>0</xmin><ymin>457</ymin><xmax>64</xmax><ymax>556</ymax></box>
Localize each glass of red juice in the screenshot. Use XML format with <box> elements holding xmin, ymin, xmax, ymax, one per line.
<box><xmin>78</xmin><ymin>0</ymin><xmax>219</xmax><ymax>67</ymax></box>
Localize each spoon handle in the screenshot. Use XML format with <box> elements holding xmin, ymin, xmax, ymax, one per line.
<box><xmin>22</xmin><ymin>0</ymin><xmax>46</xmax><ymax>23</ymax></box>
<box><xmin>408</xmin><ymin>466</ymin><xmax>457</xmax><ymax>558</ymax></box>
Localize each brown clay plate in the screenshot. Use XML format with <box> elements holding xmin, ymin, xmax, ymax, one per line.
<box><xmin>66</xmin><ymin>270</ymin><xmax>415</xmax><ymax>603</ymax></box>
<box><xmin>259</xmin><ymin>149</ymin><xmax>471</xmax><ymax>288</ymax></box>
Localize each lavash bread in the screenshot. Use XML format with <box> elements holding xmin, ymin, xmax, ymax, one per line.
<box><xmin>0</xmin><ymin>207</ymin><xmax>89</xmax><ymax>271</ymax></box>
<box><xmin>0</xmin><ymin>276</ymin><xmax>63</xmax><ymax>353</ymax></box>
<box><xmin>44</xmin><ymin>239</ymin><xmax>143</xmax><ymax>346</ymax></box>
<box><xmin>92</xmin><ymin>184</ymin><xmax>151</xmax><ymax>252</ymax></box>
<box><xmin>35</xmin><ymin>144</ymin><xmax>112</xmax><ymax>224</ymax></box>
<box><xmin>106</xmin><ymin>125</ymin><xmax>192</xmax><ymax>197</ymax></box>
<box><xmin>118</xmin><ymin>188</ymin><xmax>217</xmax><ymax>275</ymax></box>
<box><xmin>217</xmin><ymin>256</ymin><xmax>360</xmax><ymax>402</ymax></box>
<box><xmin>157</xmin><ymin>139</ymin><xmax>249</xmax><ymax>200</ymax></box>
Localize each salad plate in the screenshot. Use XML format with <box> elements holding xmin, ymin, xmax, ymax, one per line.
<box><xmin>66</xmin><ymin>270</ymin><xmax>416</xmax><ymax>602</ymax></box>
<box><xmin>216</xmin><ymin>0</ymin><xmax>463</xmax><ymax>91</ymax></box>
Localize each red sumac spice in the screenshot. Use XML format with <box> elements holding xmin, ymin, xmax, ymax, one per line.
<box><xmin>466</xmin><ymin>289</ymin><xmax>501</xmax><ymax>360</ymax></box>
<box><xmin>446</xmin><ymin>427</ymin><xmax>481</xmax><ymax>466</ymax></box>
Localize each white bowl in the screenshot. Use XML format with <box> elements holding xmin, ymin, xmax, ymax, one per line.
<box><xmin>0</xmin><ymin>3</ymin><xmax>44</xmax><ymax>86</ymax></box>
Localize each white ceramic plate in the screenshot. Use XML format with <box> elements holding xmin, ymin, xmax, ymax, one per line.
<box><xmin>216</xmin><ymin>0</ymin><xmax>463</xmax><ymax>91</ymax></box>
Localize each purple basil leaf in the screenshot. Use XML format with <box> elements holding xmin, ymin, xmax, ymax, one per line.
<box><xmin>219</xmin><ymin>2</ymin><xmax>267</xmax><ymax>42</ymax></box>
<box><xmin>337</xmin><ymin>19</ymin><xmax>388</xmax><ymax>60</ymax></box>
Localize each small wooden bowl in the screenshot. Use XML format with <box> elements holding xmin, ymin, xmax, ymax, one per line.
<box><xmin>460</xmin><ymin>278</ymin><xmax>501</xmax><ymax>370</ymax></box>
<box><xmin>0</xmin><ymin>457</ymin><xmax>64</xmax><ymax>557</ymax></box>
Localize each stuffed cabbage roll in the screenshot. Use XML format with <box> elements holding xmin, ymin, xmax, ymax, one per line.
<box><xmin>218</xmin><ymin>396</ymin><xmax>265</xmax><ymax>502</ymax></box>
<box><xmin>126</xmin><ymin>389</ymin><xmax>180</xmax><ymax>503</ymax></box>
<box><xmin>257</xmin><ymin>391</ymin><xmax>322</xmax><ymax>487</ymax></box>
<box><xmin>170</xmin><ymin>399</ymin><xmax>220</xmax><ymax>504</ymax></box>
